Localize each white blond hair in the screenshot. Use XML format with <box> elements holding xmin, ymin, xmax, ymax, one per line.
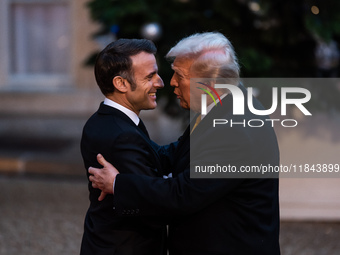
<box><xmin>166</xmin><ymin>32</ymin><xmax>240</xmax><ymax>79</ymax></box>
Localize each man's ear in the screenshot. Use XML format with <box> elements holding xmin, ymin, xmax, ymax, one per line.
<box><xmin>112</xmin><ymin>76</ymin><xmax>128</xmax><ymax>93</ymax></box>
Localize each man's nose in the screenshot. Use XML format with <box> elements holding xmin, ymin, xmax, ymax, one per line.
<box><xmin>154</xmin><ymin>75</ymin><xmax>164</xmax><ymax>89</ymax></box>
<box><xmin>170</xmin><ymin>75</ymin><xmax>177</xmax><ymax>87</ymax></box>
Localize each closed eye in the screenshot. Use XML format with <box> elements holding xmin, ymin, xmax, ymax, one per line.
<box><xmin>174</xmin><ymin>72</ymin><xmax>184</xmax><ymax>80</ymax></box>
<box><xmin>146</xmin><ymin>72</ymin><xmax>157</xmax><ymax>80</ymax></box>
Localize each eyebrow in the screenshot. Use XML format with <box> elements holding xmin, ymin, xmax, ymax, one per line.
<box><xmin>145</xmin><ymin>71</ymin><xmax>157</xmax><ymax>78</ymax></box>
<box><xmin>172</xmin><ymin>68</ymin><xmax>187</xmax><ymax>77</ymax></box>
<box><xmin>171</xmin><ymin>65</ymin><xmax>182</xmax><ymax>73</ymax></box>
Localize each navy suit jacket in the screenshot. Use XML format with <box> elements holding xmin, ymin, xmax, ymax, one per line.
<box><xmin>112</xmin><ymin>85</ymin><xmax>280</xmax><ymax>255</ymax></box>
<box><xmin>80</xmin><ymin>103</ymin><xmax>167</xmax><ymax>255</ymax></box>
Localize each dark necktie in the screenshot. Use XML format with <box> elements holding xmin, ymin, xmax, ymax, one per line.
<box><xmin>138</xmin><ymin>119</ymin><xmax>150</xmax><ymax>138</ymax></box>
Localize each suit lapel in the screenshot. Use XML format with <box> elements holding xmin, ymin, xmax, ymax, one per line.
<box><xmin>137</xmin><ymin>119</ymin><xmax>150</xmax><ymax>138</ymax></box>
<box><xmin>97</xmin><ymin>102</ymin><xmax>162</xmax><ymax>171</ymax></box>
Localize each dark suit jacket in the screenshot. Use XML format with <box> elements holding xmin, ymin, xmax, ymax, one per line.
<box><xmin>80</xmin><ymin>102</ymin><xmax>167</xmax><ymax>255</ymax></box>
<box><xmin>112</xmin><ymin>85</ymin><xmax>280</xmax><ymax>255</ymax></box>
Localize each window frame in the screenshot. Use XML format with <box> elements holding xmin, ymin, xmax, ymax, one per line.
<box><xmin>0</xmin><ymin>0</ymin><xmax>73</xmax><ymax>90</ymax></box>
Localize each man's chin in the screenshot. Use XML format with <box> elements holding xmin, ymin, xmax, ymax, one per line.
<box><xmin>144</xmin><ymin>104</ymin><xmax>157</xmax><ymax>111</ymax></box>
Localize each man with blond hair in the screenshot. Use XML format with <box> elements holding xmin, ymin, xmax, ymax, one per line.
<box><xmin>89</xmin><ymin>32</ymin><xmax>280</xmax><ymax>255</ymax></box>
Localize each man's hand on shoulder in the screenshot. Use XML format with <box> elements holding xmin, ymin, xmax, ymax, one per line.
<box><xmin>89</xmin><ymin>154</ymin><xmax>120</xmax><ymax>201</ymax></box>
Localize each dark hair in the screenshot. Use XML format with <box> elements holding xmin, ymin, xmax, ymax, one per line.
<box><xmin>94</xmin><ymin>39</ymin><xmax>157</xmax><ymax>95</ymax></box>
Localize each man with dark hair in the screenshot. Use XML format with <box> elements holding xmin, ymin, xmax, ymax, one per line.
<box><xmin>80</xmin><ymin>38</ymin><xmax>166</xmax><ymax>255</ymax></box>
<box><xmin>89</xmin><ymin>32</ymin><xmax>280</xmax><ymax>255</ymax></box>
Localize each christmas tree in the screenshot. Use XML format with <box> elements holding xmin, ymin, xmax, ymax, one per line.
<box><xmin>86</xmin><ymin>0</ymin><xmax>340</xmax><ymax>112</ymax></box>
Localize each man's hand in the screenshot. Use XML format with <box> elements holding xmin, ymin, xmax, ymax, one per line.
<box><xmin>88</xmin><ymin>154</ymin><xmax>120</xmax><ymax>201</ymax></box>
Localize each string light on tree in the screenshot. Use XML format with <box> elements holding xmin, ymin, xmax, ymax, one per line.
<box><xmin>248</xmin><ymin>1</ymin><xmax>260</xmax><ymax>13</ymax></box>
<box><xmin>311</xmin><ymin>5</ymin><xmax>320</xmax><ymax>15</ymax></box>
<box><xmin>141</xmin><ymin>23</ymin><xmax>162</xmax><ymax>41</ymax></box>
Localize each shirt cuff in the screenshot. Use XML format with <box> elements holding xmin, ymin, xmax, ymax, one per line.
<box><xmin>113</xmin><ymin>177</ymin><xmax>116</xmax><ymax>194</ymax></box>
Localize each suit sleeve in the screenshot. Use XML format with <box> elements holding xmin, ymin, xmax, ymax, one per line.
<box><xmin>150</xmin><ymin>140</ymin><xmax>179</xmax><ymax>175</ymax></box>
<box><xmin>112</xmin><ymin>127</ymin><xmax>252</xmax><ymax>216</ymax></box>
<box><xmin>112</xmin><ymin>119</ymin><xmax>279</xmax><ymax>217</ymax></box>
<box><xmin>82</xmin><ymin>126</ymin><xmax>164</xmax><ymax>203</ymax></box>
<box><xmin>83</xmin><ymin>128</ymin><xmax>162</xmax><ymax>177</ymax></box>
<box><xmin>110</xmin><ymin>133</ymin><xmax>162</xmax><ymax>177</ymax></box>
<box><xmin>113</xmin><ymin>170</ymin><xmax>244</xmax><ymax>216</ymax></box>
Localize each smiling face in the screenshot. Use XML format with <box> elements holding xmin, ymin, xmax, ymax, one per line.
<box><xmin>125</xmin><ymin>52</ymin><xmax>164</xmax><ymax>114</ymax></box>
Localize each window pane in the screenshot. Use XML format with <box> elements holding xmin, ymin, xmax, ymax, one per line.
<box><xmin>10</xmin><ymin>3</ymin><xmax>70</xmax><ymax>75</ymax></box>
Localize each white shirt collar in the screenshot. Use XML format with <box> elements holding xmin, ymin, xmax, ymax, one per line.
<box><xmin>103</xmin><ymin>98</ymin><xmax>140</xmax><ymax>126</ymax></box>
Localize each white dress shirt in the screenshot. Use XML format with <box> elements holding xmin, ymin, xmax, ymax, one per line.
<box><xmin>103</xmin><ymin>98</ymin><xmax>140</xmax><ymax>126</ymax></box>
